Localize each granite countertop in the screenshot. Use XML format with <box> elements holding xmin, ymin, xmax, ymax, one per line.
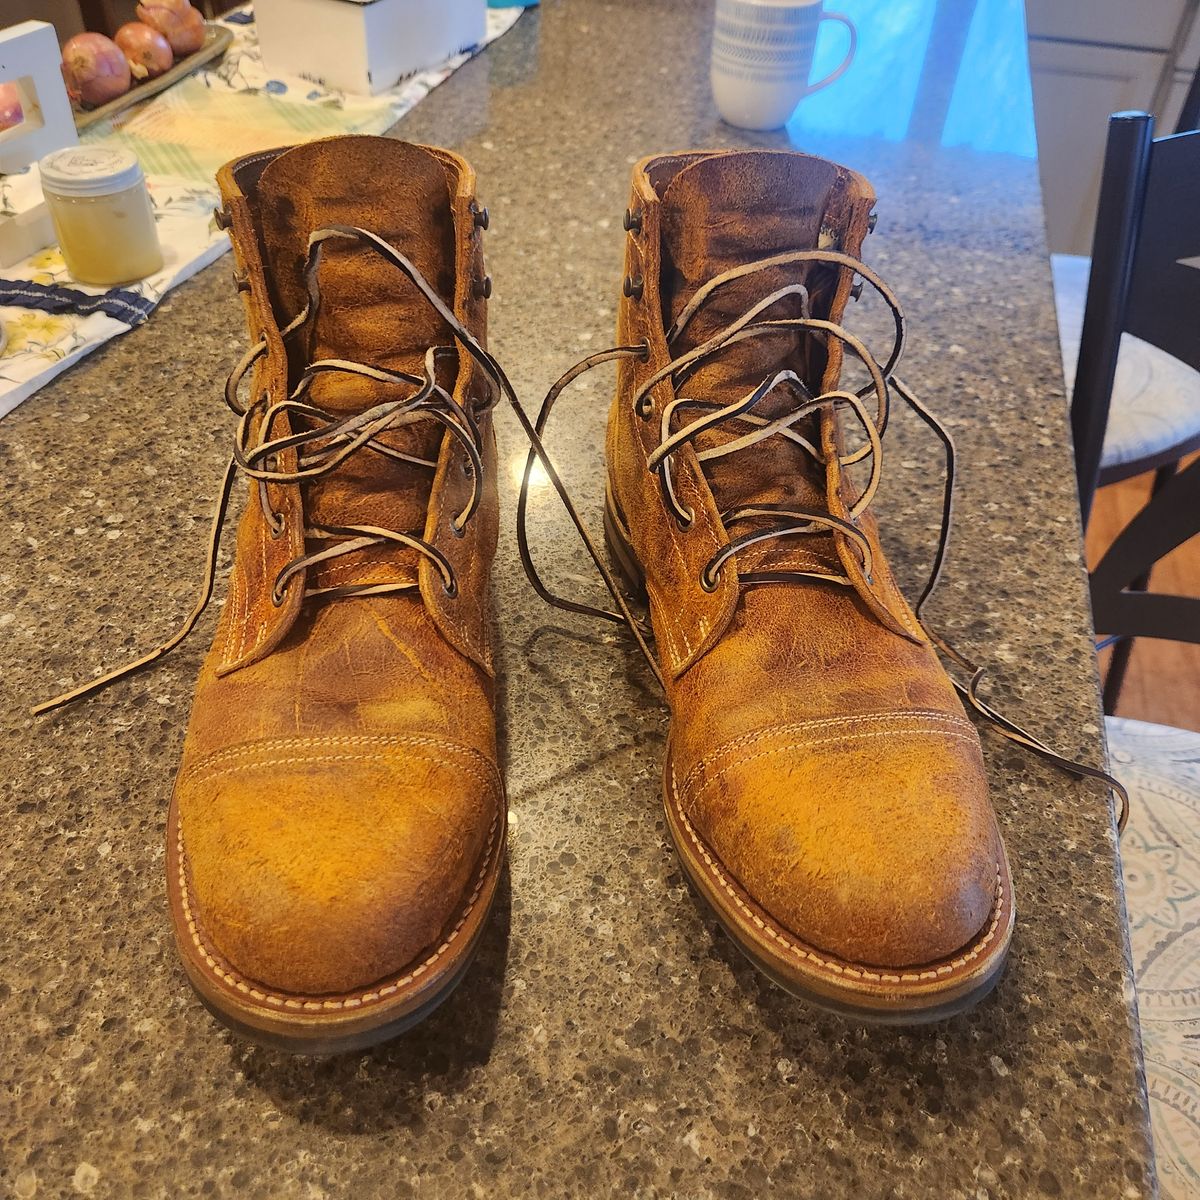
<box><xmin>0</xmin><ymin>1</ymin><xmax>1156</xmax><ymax>1196</ymax></box>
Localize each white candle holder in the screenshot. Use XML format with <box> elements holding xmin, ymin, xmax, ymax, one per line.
<box><xmin>0</xmin><ymin>20</ymin><xmax>79</xmax><ymax>269</ymax></box>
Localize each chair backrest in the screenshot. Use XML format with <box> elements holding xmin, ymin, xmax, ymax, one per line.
<box><xmin>1070</xmin><ymin>113</ymin><xmax>1200</xmax><ymax>522</ymax></box>
<box><xmin>1176</xmin><ymin>54</ymin><xmax>1200</xmax><ymax>133</ymax></box>
<box><xmin>1125</xmin><ymin>130</ymin><xmax>1200</xmax><ymax>376</ymax></box>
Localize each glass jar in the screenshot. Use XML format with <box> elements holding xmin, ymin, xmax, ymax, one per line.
<box><xmin>39</xmin><ymin>146</ymin><xmax>163</xmax><ymax>287</ymax></box>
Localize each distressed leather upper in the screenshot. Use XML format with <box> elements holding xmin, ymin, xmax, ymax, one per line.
<box><xmin>174</xmin><ymin>137</ymin><xmax>501</xmax><ymax>997</ymax></box>
<box><xmin>607</xmin><ymin>150</ymin><xmax>1005</xmax><ymax>970</ymax></box>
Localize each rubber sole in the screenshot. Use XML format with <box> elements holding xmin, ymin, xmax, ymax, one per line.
<box><xmin>166</xmin><ymin>793</ymin><xmax>506</xmax><ymax>1055</ymax></box>
<box><xmin>603</xmin><ymin>488</ymin><xmax>1014</xmax><ymax>1024</ymax></box>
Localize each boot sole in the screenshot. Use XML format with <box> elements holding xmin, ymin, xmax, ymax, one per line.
<box><xmin>166</xmin><ymin>794</ymin><xmax>506</xmax><ymax>1055</ymax></box>
<box><xmin>603</xmin><ymin>490</ymin><xmax>1014</xmax><ymax>1024</ymax></box>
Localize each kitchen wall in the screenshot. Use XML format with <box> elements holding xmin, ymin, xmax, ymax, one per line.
<box><xmin>0</xmin><ymin>0</ymin><xmax>83</xmax><ymax>43</ymax></box>
<box><xmin>1028</xmin><ymin>0</ymin><xmax>1200</xmax><ymax>255</ymax></box>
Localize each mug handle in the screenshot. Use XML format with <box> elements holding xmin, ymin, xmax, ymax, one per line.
<box><xmin>805</xmin><ymin>12</ymin><xmax>857</xmax><ymax>95</ymax></box>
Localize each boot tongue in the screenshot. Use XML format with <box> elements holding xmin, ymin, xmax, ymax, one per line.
<box><xmin>256</xmin><ymin>138</ymin><xmax>456</xmax><ymax>414</ymax></box>
<box><xmin>252</xmin><ymin>139</ymin><xmax>458</xmax><ymax>547</ymax></box>
<box><xmin>659</xmin><ymin>150</ymin><xmax>841</xmax><ymax>403</ymax></box>
<box><xmin>658</xmin><ymin>151</ymin><xmax>847</xmax><ymax>570</ymax></box>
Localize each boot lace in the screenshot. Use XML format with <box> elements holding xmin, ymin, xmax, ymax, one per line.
<box><xmin>35</xmin><ymin>224</ymin><xmax>646</xmax><ymax>715</ymax></box>
<box><xmin>515</xmin><ymin>250</ymin><xmax>1130</xmax><ymax>830</ymax></box>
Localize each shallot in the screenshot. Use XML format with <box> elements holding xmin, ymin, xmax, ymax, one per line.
<box><xmin>136</xmin><ymin>0</ymin><xmax>206</xmax><ymax>57</ymax></box>
<box><xmin>60</xmin><ymin>32</ymin><xmax>132</xmax><ymax>108</ymax></box>
<box><xmin>0</xmin><ymin>82</ymin><xmax>23</xmax><ymax>132</ymax></box>
<box><xmin>115</xmin><ymin>21</ymin><xmax>174</xmax><ymax>80</ymax></box>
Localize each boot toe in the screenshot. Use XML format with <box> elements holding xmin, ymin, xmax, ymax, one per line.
<box><xmin>175</xmin><ymin>738</ymin><xmax>501</xmax><ymax>997</ymax></box>
<box><xmin>679</xmin><ymin>721</ymin><xmax>1004</xmax><ymax>969</ymax></box>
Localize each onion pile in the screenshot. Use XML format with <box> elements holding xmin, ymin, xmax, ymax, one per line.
<box><xmin>60</xmin><ymin>1</ymin><xmax>207</xmax><ymax>111</ymax></box>
<box><xmin>60</xmin><ymin>32</ymin><xmax>132</xmax><ymax>108</ymax></box>
<box><xmin>136</xmin><ymin>0</ymin><xmax>206</xmax><ymax>57</ymax></box>
<box><xmin>115</xmin><ymin>22</ymin><xmax>174</xmax><ymax>81</ymax></box>
<box><xmin>0</xmin><ymin>82</ymin><xmax>23</xmax><ymax>132</ymax></box>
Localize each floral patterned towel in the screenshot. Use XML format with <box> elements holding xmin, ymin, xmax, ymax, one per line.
<box><xmin>0</xmin><ymin>3</ymin><xmax>526</xmax><ymax>420</ymax></box>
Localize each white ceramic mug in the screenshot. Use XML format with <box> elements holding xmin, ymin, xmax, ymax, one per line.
<box><xmin>711</xmin><ymin>0</ymin><xmax>857</xmax><ymax>131</ymax></box>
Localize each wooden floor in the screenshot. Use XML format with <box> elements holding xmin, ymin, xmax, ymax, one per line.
<box><xmin>1086</xmin><ymin>455</ymin><xmax>1200</xmax><ymax>732</ymax></box>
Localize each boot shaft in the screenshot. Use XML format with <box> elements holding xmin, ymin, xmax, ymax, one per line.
<box><xmin>212</xmin><ymin>136</ymin><xmax>498</xmax><ymax>677</ymax></box>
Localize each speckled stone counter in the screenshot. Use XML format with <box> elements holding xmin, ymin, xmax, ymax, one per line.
<box><xmin>0</xmin><ymin>1</ymin><xmax>1156</xmax><ymax>1196</ymax></box>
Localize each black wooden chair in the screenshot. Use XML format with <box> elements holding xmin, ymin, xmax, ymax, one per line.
<box><xmin>1059</xmin><ymin>100</ymin><xmax>1200</xmax><ymax>714</ymax></box>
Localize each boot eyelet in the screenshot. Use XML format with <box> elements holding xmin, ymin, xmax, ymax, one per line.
<box><xmin>623</xmin><ymin>274</ymin><xmax>644</xmax><ymax>301</ymax></box>
<box><xmin>867</xmin><ymin>210</ymin><xmax>878</xmax><ymax>233</ymax></box>
<box><xmin>470</xmin><ymin>201</ymin><xmax>490</xmax><ymax>230</ymax></box>
<box><xmin>473</xmin><ymin>275</ymin><xmax>493</xmax><ymax>300</ymax></box>
<box><xmin>451</xmin><ymin>520</ymin><xmax>467</xmax><ymax>539</ymax></box>
<box><xmin>676</xmin><ymin>508</ymin><xmax>695</xmax><ymax>532</ymax></box>
<box><xmin>850</xmin><ymin>277</ymin><xmax>864</xmax><ymax>301</ymax></box>
<box><xmin>270</xmin><ymin>577</ymin><xmax>287</xmax><ymax>607</ymax></box>
<box><xmin>443</xmin><ymin>576</ymin><xmax>459</xmax><ymax>599</ymax></box>
<box><xmin>699</xmin><ymin>565</ymin><xmax>720</xmax><ymax>593</ymax></box>
<box><xmin>233</xmin><ymin>267</ymin><xmax>251</xmax><ymax>294</ymax></box>
<box><xmin>268</xmin><ymin>511</ymin><xmax>285</xmax><ymax>539</ymax></box>
<box><xmin>635</xmin><ymin>395</ymin><xmax>655</xmax><ymax>419</ymax></box>
<box><xmin>213</xmin><ymin>206</ymin><xmax>232</xmax><ymax>231</ymax></box>
<box><xmin>623</xmin><ymin>208</ymin><xmax>642</xmax><ymax>234</ymax></box>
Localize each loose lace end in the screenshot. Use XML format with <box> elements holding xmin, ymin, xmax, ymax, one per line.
<box><xmin>33</xmin><ymin>454</ymin><xmax>240</xmax><ymax>718</ymax></box>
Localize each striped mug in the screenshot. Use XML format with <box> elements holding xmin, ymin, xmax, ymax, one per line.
<box><xmin>711</xmin><ymin>0</ymin><xmax>857</xmax><ymax>130</ymax></box>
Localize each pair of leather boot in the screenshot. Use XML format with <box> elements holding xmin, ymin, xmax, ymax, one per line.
<box><xmin>43</xmin><ymin>135</ymin><xmax>1015</xmax><ymax>1051</ymax></box>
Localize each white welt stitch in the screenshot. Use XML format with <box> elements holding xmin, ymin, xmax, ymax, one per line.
<box><xmin>669</xmin><ymin>762</ymin><xmax>1006</xmax><ymax>984</ymax></box>
<box><xmin>177</xmin><ymin>811</ymin><xmax>499</xmax><ymax>1011</ymax></box>
<box><xmin>681</xmin><ymin>705</ymin><xmax>979</xmax><ymax>801</ymax></box>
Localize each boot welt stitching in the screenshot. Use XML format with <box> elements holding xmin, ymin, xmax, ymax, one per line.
<box><xmin>679</xmin><ymin>709</ymin><xmax>978</xmax><ymax>800</ymax></box>
<box><xmin>176</xmin><ymin>809</ymin><xmax>500</xmax><ymax>1011</ymax></box>
<box><xmin>669</xmin><ymin>763</ymin><xmax>1005</xmax><ymax>985</ymax></box>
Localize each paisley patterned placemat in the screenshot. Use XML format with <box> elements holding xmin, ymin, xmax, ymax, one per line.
<box><xmin>1111</xmin><ymin>715</ymin><xmax>1200</xmax><ymax>1199</ymax></box>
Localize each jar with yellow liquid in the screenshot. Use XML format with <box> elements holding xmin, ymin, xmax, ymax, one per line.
<box><xmin>39</xmin><ymin>146</ymin><xmax>163</xmax><ymax>287</ymax></box>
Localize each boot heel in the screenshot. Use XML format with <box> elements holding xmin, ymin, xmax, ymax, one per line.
<box><xmin>603</xmin><ymin>487</ymin><xmax>647</xmax><ymax>601</ymax></box>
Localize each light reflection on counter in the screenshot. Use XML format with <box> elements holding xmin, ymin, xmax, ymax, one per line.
<box><xmin>510</xmin><ymin>451</ymin><xmax>549</xmax><ymax>490</ymax></box>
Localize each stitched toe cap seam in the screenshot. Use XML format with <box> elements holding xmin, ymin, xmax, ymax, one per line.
<box><xmin>180</xmin><ymin>734</ymin><xmax>500</xmax><ymax>794</ymax></box>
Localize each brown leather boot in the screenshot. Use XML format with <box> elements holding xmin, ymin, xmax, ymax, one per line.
<box><xmin>168</xmin><ymin>137</ymin><xmax>504</xmax><ymax>1051</ymax></box>
<box><xmin>601</xmin><ymin>150</ymin><xmax>1013</xmax><ymax>1022</ymax></box>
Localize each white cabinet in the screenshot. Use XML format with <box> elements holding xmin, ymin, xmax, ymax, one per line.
<box><xmin>1026</xmin><ymin>0</ymin><xmax>1199</xmax><ymax>256</ymax></box>
<box><xmin>1027</xmin><ymin>0</ymin><xmax>1188</xmax><ymax>51</ymax></box>
<box><xmin>1029</xmin><ymin>40</ymin><xmax>1167</xmax><ymax>254</ymax></box>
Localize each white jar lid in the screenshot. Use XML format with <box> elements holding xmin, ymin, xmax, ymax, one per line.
<box><xmin>39</xmin><ymin>145</ymin><xmax>145</xmax><ymax>198</ymax></box>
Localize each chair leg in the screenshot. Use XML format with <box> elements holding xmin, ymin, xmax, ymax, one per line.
<box><xmin>1102</xmin><ymin>637</ymin><xmax>1135</xmax><ymax>714</ymax></box>
<box><xmin>1100</xmin><ymin>461</ymin><xmax>1178</xmax><ymax>714</ymax></box>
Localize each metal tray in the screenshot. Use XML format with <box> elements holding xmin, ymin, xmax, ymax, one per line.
<box><xmin>74</xmin><ymin>23</ymin><xmax>234</xmax><ymax>132</ymax></box>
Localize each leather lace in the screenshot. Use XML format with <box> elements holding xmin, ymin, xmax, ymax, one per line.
<box><xmin>35</xmin><ymin>225</ymin><xmax>651</xmax><ymax>715</ymax></box>
<box><xmin>515</xmin><ymin>250</ymin><xmax>1131</xmax><ymax>831</ymax></box>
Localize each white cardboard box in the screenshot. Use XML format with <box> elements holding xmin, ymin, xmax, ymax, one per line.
<box><xmin>253</xmin><ymin>0</ymin><xmax>487</xmax><ymax>96</ymax></box>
